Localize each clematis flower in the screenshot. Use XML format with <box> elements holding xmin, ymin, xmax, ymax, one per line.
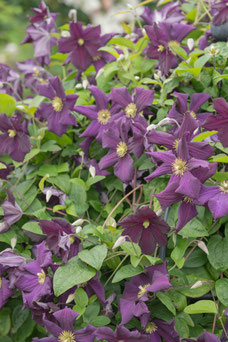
<box><xmin>183</xmin><ymin>330</ymin><xmax>220</xmax><ymax>341</ymax></box>
<box><xmin>15</xmin><ymin>241</ymin><xmax>53</xmax><ymax>307</ymax></box>
<box><xmin>197</xmin><ymin>181</ymin><xmax>228</xmax><ymax>219</ymax></box>
<box><xmin>110</xmin><ymin>86</ymin><xmax>154</xmax><ymax>127</ymax></box>
<box><xmin>29</xmin><ymin>0</ymin><xmax>58</xmax><ymax>27</ymax></box>
<box><xmin>0</xmin><ymin>114</ymin><xmax>31</xmax><ymax>162</ymax></box>
<box><xmin>99</xmin><ymin>119</ymin><xmax>134</xmax><ymax>183</ymax></box>
<box><xmin>0</xmin><ymin>64</ymin><xmax>23</xmax><ymax>100</ymax></box>
<box><xmin>203</xmin><ymin>97</ymin><xmax>228</xmax><ymax>147</ymax></box>
<box><xmin>75</xmin><ymin>86</ymin><xmax>116</xmax><ymax>143</ymax></box>
<box><xmin>1</xmin><ymin>190</ymin><xmax>23</xmax><ymax>233</ymax></box>
<box><xmin>36</xmin><ymin>76</ymin><xmax>78</xmax><ymax>136</ymax></box>
<box><xmin>0</xmin><ymin>266</ymin><xmax>14</xmax><ymax>309</ymax></box>
<box><xmin>119</xmin><ymin>206</ymin><xmax>170</xmax><ymax>255</ymax></box>
<box><xmin>119</xmin><ymin>263</ymin><xmax>171</xmax><ymax>325</ymax></box>
<box><xmin>212</xmin><ymin>0</ymin><xmax>228</xmax><ymax>26</ymax></box>
<box><xmin>0</xmin><ymin>161</ymin><xmax>11</xmax><ymax>180</ymax></box>
<box><xmin>39</xmin><ymin>219</ymin><xmax>81</xmax><ymax>263</ymax></box>
<box><xmin>168</xmin><ymin>92</ymin><xmax>211</xmax><ymax>127</ymax></box>
<box><xmin>0</xmin><ymin>250</ymin><xmax>26</xmax><ymax>268</ymax></box>
<box><xmin>146</xmin><ymin>113</ymin><xmax>214</xmax><ymax>160</ymax></box>
<box><xmin>95</xmin><ymin>325</ymin><xmax>148</xmax><ymax>342</ymax></box>
<box><xmin>33</xmin><ymin>307</ymin><xmax>96</xmax><ymax>342</ymax></box>
<box><xmin>144</xmin><ymin>319</ymin><xmax>180</xmax><ymax>342</ymax></box>
<box><xmin>145</xmin><ymin>22</ymin><xmax>194</xmax><ymax>75</ymax></box>
<box><xmin>141</xmin><ymin>3</ymin><xmax>184</xmax><ymax>25</ymax></box>
<box><xmin>58</xmin><ymin>21</ymin><xmax>102</xmax><ymax>71</ymax></box>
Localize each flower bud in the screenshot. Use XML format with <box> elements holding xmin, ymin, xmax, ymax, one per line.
<box><xmin>76</xmin><ymin>226</ymin><xmax>82</xmax><ymax>234</ymax></box>
<box><xmin>72</xmin><ymin>219</ymin><xmax>84</xmax><ymax>226</ymax></box>
<box><xmin>46</xmin><ymin>189</ymin><xmax>52</xmax><ymax>203</ymax></box>
<box><xmin>89</xmin><ymin>165</ymin><xmax>96</xmax><ymax>178</ymax></box>
<box><xmin>191</xmin><ymin>280</ymin><xmax>204</xmax><ymax>289</ymax></box>
<box><xmin>187</xmin><ymin>38</ymin><xmax>194</xmax><ymax>51</ymax></box>
<box><xmin>68</xmin><ymin>9</ymin><xmax>77</xmax><ymax>22</ymax></box>
<box><xmin>112</xmin><ymin>236</ymin><xmax>126</xmax><ymax>249</ymax></box>
<box><xmin>198</xmin><ymin>241</ymin><xmax>209</xmax><ymax>255</ymax></box>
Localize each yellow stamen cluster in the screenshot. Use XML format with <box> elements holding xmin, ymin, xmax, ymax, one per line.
<box><xmin>52</xmin><ymin>96</ymin><xmax>63</xmax><ymax>112</ymax></box>
<box><xmin>116</xmin><ymin>141</ymin><xmax>128</xmax><ymax>158</ymax></box>
<box><xmin>37</xmin><ymin>269</ymin><xmax>46</xmax><ymax>285</ymax></box>
<box><xmin>8</xmin><ymin>129</ymin><xmax>16</xmax><ymax>138</ymax></box>
<box><xmin>97</xmin><ymin>109</ymin><xmax>111</xmax><ymax>125</ymax></box>
<box><xmin>145</xmin><ymin>322</ymin><xmax>158</xmax><ymax>334</ymax></box>
<box><xmin>189</xmin><ymin>111</ymin><xmax>196</xmax><ymax>119</ymax></box>
<box><xmin>78</xmin><ymin>38</ymin><xmax>84</xmax><ymax>46</ymax></box>
<box><xmin>33</xmin><ymin>67</ymin><xmax>40</xmax><ymax>76</ymax></box>
<box><xmin>138</xmin><ymin>283</ymin><xmax>150</xmax><ymax>298</ymax></box>
<box><xmin>172</xmin><ymin>158</ymin><xmax>188</xmax><ymax>176</ymax></box>
<box><xmin>93</xmin><ymin>55</ymin><xmax>101</xmax><ymax>61</ymax></box>
<box><xmin>125</xmin><ymin>103</ymin><xmax>137</xmax><ymax>118</ymax></box>
<box><xmin>220</xmin><ymin>181</ymin><xmax>228</xmax><ymax>193</ymax></box>
<box><xmin>173</xmin><ymin>139</ymin><xmax>180</xmax><ymax>152</ymax></box>
<box><xmin>78</xmin><ymin>282</ymin><xmax>88</xmax><ymax>288</ymax></box>
<box><xmin>184</xmin><ymin>196</ymin><xmax>193</xmax><ymax>203</ymax></box>
<box><xmin>157</xmin><ymin>45</ymin><xmax>165</xmax><ymax>52</ymax></box>
<box><xmin>58</xmin><ymin>330</ymin><xmax>76</xmax><ymax>342</ymax></box>
<box><xmin>69</xmin><ymin>236</ymin><xmax>75</xmax><ymax>245</ymax></box>
<box><xmin>143</xmin><ymin>220</ymin><xmax>150</xmax><ymax>228</ymax></box>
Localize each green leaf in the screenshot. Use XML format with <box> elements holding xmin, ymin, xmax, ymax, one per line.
<box><xmin>74</xmin><ymin>288</ymin><xmax>89</xmax><ymax>308</ymax></box>
<box><xmin>98</xmin><ymin>46</ymin><xmax>119</xmax><ymax>59</ymax></box>
<box><xmin>90</xmin><ymin>316</ymin><xmax>110</xmax><ymax>327</ymax></box>
<box><xmin>194</xmin><ymin>54</ymin><xmax>210</xmax><ymax>68</ymax></box>
<box><xmin>184</xmin><ymin>300</ymin><xmax>217</xmax><ymax>314</ymax></box>
<box><xmin>28</xmin><ymin>95</ymin><xmax>44</xmax><ymax>108</ymax></box>
<box><xmin>215</xmin><ymin>278</ymin><xmax>228</xmax><ymax>307</ymax></box>
<box><xmin>0</xmin><ymin>93</ymin><xmax>16</xmax><ymax>116</ymax></box>
<box><xmin>171</xmin><ymin>239</ymin><xmax>189</xmax><ymax>269</ymax></box>
<box><xmin>0</xmin><ymin>229</ymin><xmax>16</xmax><ymax>246</ymax></box>
<box><xmin>193</xmin><ymin>130</ymin><xmax>217</xmax><ymax>142</ymax></box>
<box><xmin>78</xmin><ymin>245</ymin><xmax>107</xmax><ymax>271</ymax></box>
<box><xmin>41</xmin><ymin>140</ymin><xmax>61</xmax><ymax>152</ymax></box>
<box><xmin>53</xmin><ymin>256</ymin><xmax>96</xmax><ymax>296</ymax></box>
<box><xmin>22</xmin><ymin>221</ymin><xmax>43</xmax><ymax>235</ymax></box>
<box><xmin>0</xmin><ymin>308</ymin><xmax>11</xmax><ymax>335</ymax></box>
<box><xmin>112</xmin><ymin>265</ymin><xmax>144</xmax><ymax>283</ymax></box>
<box><xmin>179</xmin><ymin>218</ymin><xmax>209</xmax><ymax>238</ymax></box>
<box><xmin>207</xmin><ymin>235</ymin><xmax>228</xmax><ymax>271</ymax></box>
<box><xmin>157</xmin><ymin>292</ymin><xmax>176</xmax><ymax>315</ymax></box>
<box><xmin>12</xmin><ymin>306</ymin><xmax>29</xmax><ymax>333</ymax></box>
<box><xmin>86</xmin><ymin>176</ymin><xmax>105</xmax><ymax>189</ymax></box>
<box><xmin>109</xmin><ymin>37</ymin><xmax>134</xmax><ymax>50</ymax></box>
<box><xmin>210</xmin><ymin>154</ymin><xmax>228</xmax><ymax>163</ymax></box>
<box><xmin>121</xmin><ymin>242</ymin><xmax>141</xmax><ymax>257</ymax></box>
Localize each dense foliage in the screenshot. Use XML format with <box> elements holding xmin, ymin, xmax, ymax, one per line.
<box><xmin>2</xmin><ymin>0</ymin><xmax>228</xmax><ymax>341</ymax></box>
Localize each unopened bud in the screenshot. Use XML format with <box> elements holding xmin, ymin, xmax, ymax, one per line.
<box><xmin>154</xmin><ymin>73</ymin><xmax>160</xmax><ymax>81</ymax></box>
<box><xmin>89</xmin><ymin>165</ymin><xmax>96</xmax><ymax>178</ymax></box>
<box><xmin>66</xmin><ymin>293</ymin><xmax>75</xmax><ymax>304</ymax></box>
<box><xmin>135</xmin><ymin>76</ymin><xmax>140</xmax><ymax>81</ymax></box>
<box><xmin>95</xmin><ymin>68</ymin><xmax>104</xmax><ymax>79</ymax></box>
<box><xmin>75</xmin><ymin>83</ymin><xmax>83</xmax><ymax>89</ymax></box>
<box><xmin>46</xmin><ymin>189</ymin><xmax>52</xmax><ymax>203</ymax></box>
<box><xmin>61</xmin><ymin>30</ymin><xmax>70</xmax><ymax>38</ymax></box>
<box><xmin>11</xmin><ymin>237</ymin><xmax>17</xmax><ymax>249</ymax></box>
<box><xmin>155</xmin><ymin>208</ymin><xmax>163</xmax><ymax>216</ymax></box>
<box><xmin>72</xmin><ymin>219</ymin><xmax>84</xmax><ymax>226</ymax></box>
<box><xmin>69</xmin><ymin>9</ymin><xmax>77</xmax><ymax>22</ymax></box>
<box><xmin>82</xmin><ymin>79</ymin><xmax>89</xmax><ymax>89</ymax></box>
<box><xmin>198</xmin><ymin>241</ymin><xmax>209</xmax><ymax>255</ymax></box>
<box><xmin>76</xmin><ymin>226</ymin><xmax>82</xmax><ymax>234</ymax></box>
<box><xmin>117</xmin><ymin>54</ymin><xmax>125</xmax><ymax>62</ymax></box>
<box><xmin>147</xmin><ymin>123</ymin><xmax>158</xmax><ymax>131</ymax></box>
<box><xmin>191</xmin><ymin>280</ymin><xmax>204</xmax><ymax>289</ymax></box>
<box><xmin>112</xmin><ymin>236</ymin><xmax>126</xmax><ymax>249</ymax></box>
<box><xmin>187</xmin><ymin>38</ymin><xmax>194</xmax><ymax>51</ymax></box>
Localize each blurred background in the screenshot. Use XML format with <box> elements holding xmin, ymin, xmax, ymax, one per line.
<box><xmin>0</xmin><ymin>0</ymin><xmax>149</xmax><ymax>66</ymax></box>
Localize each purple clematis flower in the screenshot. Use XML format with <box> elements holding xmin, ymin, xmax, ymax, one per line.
<box><xmin>203</xmin><ymin>97</ymin><xmax>228</xmax><ymax>147</ymax></box>
<box><xmin>39</xmin><ymin>219</ymin><xmax>81</xmax><ymax>263</ymax></box>
<box><xmin>29</xmin><ymin>0</ymin><xmax>58</xmax><ymax>27</ymax></box>
<box><xmin>58</xmin><ymin>21</ymin><xmax>102</xmax><ymax>71</ymax></box>
<box><xmin>212</xmin><ymin>0</ymin><xmax>228</xmax><ymax>26</ymax></box>
<box><xmin>0</xmin><ymin>249</ymin><xmax>26</xmax><ymax>268</ymax></box>
<box><xmin>0</xmin><ymin>161</ymin><xmax>11</xmax><ymax>180</ymax></box>
<box><xmin>0</xmin><ymin>266</ymin><xmax>14</xmax><ymax>309</ymax></box>
<box><xmin>119</xmin><ymin>263</ymin><xmax>171</xmax><ymax>325</ymax></box>
<box><xmin>145</xmin><ymin>22</ymin><xmax>194</xmax><ymax>75</ymax></box>
<box><xmin>141</xmin><ymin>3</ymin><xmax>184</xmax><ymax>25</ymax></box>
<box><xmin>110</xmin><ymin>86</ymin><xmax>154</xmax><ymax>127</ymax></box>
<box><xmin>33</xmin><ymin>308</ymin><xmax>96</xmax><ymax>342</ymax></box>
<box><xmin>15</xmin><ymin>241</ymin><xmax>53</xmax><ymax>307</ymax></box>
<box><xmin>119</xmin><ymin>206</ymin><xmax>170</xmax><ymax>255</ymax></box>
<box><xmin>1</xmin><ymin>190</ymin><xmax>23</xmax><ymax>233</ymax></box>
<box><xmin>36</xmin><ymin>76</ymin><xmax>78</xmax><ymax>136</ymax></box>
<box><xmin>95</xmin><ymin>325</ymin><xmax>148</xmax><ymax>342</ymax></box>
<box><xmin>145</xmin><ymin>319</ymin><xmax>180</xmax><ymax>342</ymax></box>
<box><xmin>183</xmin><ymin>330</ymin><xmax>220</xmax><ymax>341</ymax></box>
<box><xmin>75</xmin><ymin>86</ymin><xmax>116</xmax><ymax>143</ymax></box>
<box><xmin>168</xmin><ymin>92</ymin><xmax>211</xmax><ymax>127</ymax></box>
<box><xmin>0</xmin><ymin>113</ymin><xmax>31</xmax><ymax>162</ymax></box>
<box><xmin>0</xmin><ymin>64</ymin><xmax>23</xmax><ymax>100</ymax></box>
<box><xmin>99</xmin><ymin>119</ymin><xmax>134</xmax><ymax>183</ymax></box>
<box><xmin>197</xmin><ymin>181</ymin><xmax>228</xmax><ymax>219</ymax></box>
<box><xmin>146</xmin><ymin>112</ymin><xmax>214</xmax><ymax>160</ymax></box>
<box><xmin>17</xmin><ymin>59</ymin><xmax>51</xmax><ymax>93</ymax></box>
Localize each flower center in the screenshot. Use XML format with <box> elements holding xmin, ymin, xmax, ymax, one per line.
<box><xmin>184</xmin><ymin>196</ymin><xmax>193</xmax><ymax>203</ymax></box>
<box><xmin>143</xmin><ymin>220</ymin><xmax>150</xmax><ymax>228</ymax></box>
<box><xmin>145</xmin><ymin>322</ymin><xmax>158</xmax><ymax>333</ymax></box>
<box><xmin>93</xmin><ymin>55</ymin><xmax>101</xmax><ymax>61</ymax></box>
<box><xmin>125</xmin><ymin>102</ymin><xmax>137</xmax><ymax>118</ymax></box>
<box><xmin>37</xmin><ymin>269</ymin><xmax>46</xmax><ymax>285</ymax></box>
<box><xmin>189</xmin><ymin>111</ymin><xmax>196</xmax><ymax>119</ymax></box>
<box><xmin>138</xmin><ymin>284</ymin><xmax>150</xmax><ymax>298</ymax></box>
<box><xmin>33</xmin><ymin>67</ymin><xmax>40</xmax><ymax>76</ymax></box>
<box><xmin>157</xmin><ymin>45</ymin><xmax>165</xmax><ymax>52</ymax></box>
<box><xmin>78</xmin><ymin>282</ymin><xmax>88</xmax><ymax>288</ymax></box>
<box><xmin>97</xmin><ymin>109</ymin><xmax>111</xmax><ymax>125</ymax></box>
<box><xmin>78</xmin><ymin>38</ymin><xmax>84</xmax><ymax>46</ymax></box>
<box><xmin>172</xmin><ymin>158</ymin><xmax>188</xmax><ymax>176</ymax></box>
<box><xmin>116</xmin><ymin>141</ymin><xmax>128</xmax><ymax>158</ymax></box>
<box><xmin>69</xmin><ymin>236</ymin><xmax>75</xmax><ymax>245</ymax></box>
<box><xmin>58</xmin><ymin>330</ymin><xmax>75</xmax><ymax>342</ymax></box>
<box><xmin>8</xmin><ymin>129</ymin><xmax>16</xmax><ymax>138</ymax></box>
<box><xmin>52</xmin><ymin>97</ymin><xmax>63</xmax><ymax>112</ymax></box>
<box><xmin>173</xmin><ymin>138</ymin><xmax>180</xmax><ymax>151</ymax></box>
<box><xmin>220</xmin><ymin>181</ymin><xmax>228</xmax><ymax>193</ymax></box>
<box><xmin>168</xmin><ymin>40</ymin><xmax>180</xmax><ymax>49</ymax></box>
